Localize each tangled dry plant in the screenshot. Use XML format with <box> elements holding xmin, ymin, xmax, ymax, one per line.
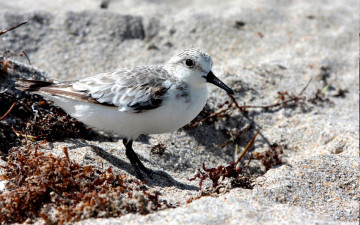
<box><xmin>0</xmin><ymin>142</ymin><xmax>173</xmax><ymax>224</ymax></box>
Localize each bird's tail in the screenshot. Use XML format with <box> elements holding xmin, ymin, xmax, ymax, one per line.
<box><xmin>15</xmin><ymin>79</ymin><xmax>53</xmax><ymax>92</ymax></box>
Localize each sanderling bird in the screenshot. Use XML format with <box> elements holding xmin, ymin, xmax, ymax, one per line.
<box><xmin>16</xmin><ymin>48</ymin><xmax>234</xmax><ymax>180</ymax></box>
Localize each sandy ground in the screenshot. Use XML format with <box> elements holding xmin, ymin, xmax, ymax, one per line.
<box><xmin>0</xmin><ymin>0</ymin><xmax>358</xmax><ymax>224</ymax></box>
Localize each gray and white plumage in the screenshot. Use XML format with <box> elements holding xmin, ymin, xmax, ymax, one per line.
<box><xmin>16</xmin><ymin>48</ymin><xmax>234</xmax><ymax>140</ymax></box>
<box><xmin>72</xmin><ymin>65</ymin><xmax>175</xmax><ymax>112</ymax></box>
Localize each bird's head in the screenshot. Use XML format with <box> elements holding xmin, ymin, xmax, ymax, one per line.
<box><xmin>164</xmin><ymin>48</ymin><xmax>234</xmax><ymax>95</ymax></box>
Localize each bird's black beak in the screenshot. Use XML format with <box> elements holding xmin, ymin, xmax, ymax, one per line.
<box><xmin>205</xmin><ymin>71</ymin><xmax>234</xmax><ymax>95</ymax></box>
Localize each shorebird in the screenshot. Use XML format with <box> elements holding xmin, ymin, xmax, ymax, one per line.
<box><xmin>16</xmin><ymin>48</ymin><xmax>234</xmax><ymax>180</ymax></box>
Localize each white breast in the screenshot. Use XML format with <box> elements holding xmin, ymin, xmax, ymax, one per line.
<box><xmin>44</xmin><ymin>85</ymin><xmax>208</xmax><ymax>140</ymax></box>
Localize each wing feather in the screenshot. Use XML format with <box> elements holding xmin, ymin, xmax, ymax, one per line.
<box><xmin>72</xmin><ymin>65</ymin><xmax>174</xmax><ymax>112</ymax></box>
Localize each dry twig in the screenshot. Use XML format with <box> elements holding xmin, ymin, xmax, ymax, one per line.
<box><xmin>238</xmin><ymin>78</ymin><xmax>313</xmax><ymax>110</ymax></box>
<box><xmin>235</xmin><ymin>129</ymin><xmax>260</xmax><ymax>164</ymax></box>
<box><xmin>0</xmin><ymin>21</ymin><xmax>27</xmax><ymax>36</ymax></box>
<box><xmin>0</xmin><ymin>101</ymin><xmax>16</xmax><ymax>120</ymax></box>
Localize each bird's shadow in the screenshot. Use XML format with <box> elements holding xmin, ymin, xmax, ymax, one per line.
<box><xmin>67</xmin><ymin>140</ymin><xmax>198</xmax><ymax>190</ymax></box>
<box><xmin>89</xmin><ymin>130</ymin><xmax>151</xmax><ymax>145</ymax></box>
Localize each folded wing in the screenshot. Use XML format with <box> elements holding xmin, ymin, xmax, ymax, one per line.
<box><xmin>36</xmin><ymin>65</ymin><xmax>174</xmax><ymax>113</ymax></box>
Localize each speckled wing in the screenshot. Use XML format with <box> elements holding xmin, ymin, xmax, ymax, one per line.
<box><xmin>72</xmin><ymin>65</ymin><xmax>173</xmax><ymax>112</ymax></box>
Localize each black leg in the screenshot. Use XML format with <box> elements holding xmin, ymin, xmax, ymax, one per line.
<box><xmin>123</xmin><ymin>139</ymin><xmax>152</xmax><ymax>180</ymax></box>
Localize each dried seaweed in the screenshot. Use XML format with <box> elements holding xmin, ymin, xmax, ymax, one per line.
<box><xmin>190</xmin><ymin>78</ymin><xmax>335</xmax><ymax>129</ymax></box>
<box><xmin>150</xmin><ymin>143</ymin><xmax>167</xmax><ymax>156</ymax></box>
<box><xmin>190</xmin><ymin>130</ymin><xmax>259</xmax><ymax>191</ymax></box>
<box><xmin>0</xmin><ymin>142</ymin><xmax>173</xmax><ymax>224</ymax></box>
<box><xmin>253</xmin><ymin>144</ymin><xmax>284</xmax><ymax>170</ymax></box>
<box><xmin>190</xmin><ymin>162</ymin><xmax>242</xmax><ymax>189</ymax></box>
<box><xmin>0</xmin><ymin>91</ymin><xmax>94</xmax><ymax>154</ymax></box>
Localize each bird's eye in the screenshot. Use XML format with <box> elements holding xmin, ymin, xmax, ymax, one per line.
<box><xmin>185</xmin><ymin>59</ymin><xmax>194</xmax><ymax>67</ymax></box>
